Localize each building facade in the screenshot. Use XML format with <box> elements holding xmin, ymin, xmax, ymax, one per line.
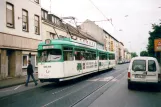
<box><xmin>0</xmin><ymin>0</ymin><xmax>41</xmax><ymax>79</ymax></box>
<box><xmin>103</xmin><ymin>30</ymin><xmax>119</xmax><ymax>63</ymax></box>
<box><xmin>119</xmin><ymin>42</ymin><xmax>125</xmax><ymax>62</ymax></box>
<box><xmin>80</xmin><ymin>19</ymin><xmax>105</xmax><ymax>47</ymax></box>
<box><xmin>41</xmin><ymin>9</ymin><xmax>69</xmax><ymax>41</ymax></box>
<box><xmin>80</xmin><ymin>19</ymin><xmax>122</xmax><ymax>63</ymax></box>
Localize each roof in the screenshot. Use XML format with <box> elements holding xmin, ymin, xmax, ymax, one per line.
<box><xmin>64</xmin><ymin>24</ymin><xmax>87</xmax><ymax>39</ymax></box>
<box><xmin>119</xmin><ymin>42</ymin><xmax>124</xmax><ymax>46</ymax></box>
<box><xmin>103</xmin><ymin>29</ymin><xmax>119</xmax><ymax>42</ymax></box>
<box><xmin>41</xmin><ymin>8</ymin><xmax>48</xmax><ymax>13</ymax></box>
<box><xmin>131</xmin><ymin>57</ymin><xmax>157</xmax><ymax>61</ymax></box>
<box><xmin>48</xmin><ymin>14</ymin><xmax>62</xmax><ymax>21</ymax></box>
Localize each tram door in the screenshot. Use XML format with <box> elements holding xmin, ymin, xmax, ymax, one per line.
<box><xmin>63</xmin><ymin>47</ymin><xmax>76</xmax><ymax>77</ymax></box>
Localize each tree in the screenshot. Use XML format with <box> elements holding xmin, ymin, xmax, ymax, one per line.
<box><xmin>140</xmin><ymin>51</ymin><xmax>148</xmax><ymax>56</ymax></box>
<box><xmin>147</xmin><ymin>23</ymin><xmax>161</xmax><ymax>57</ymax></box>
<box><xmin>131</xmin><ymin>52</ymin><xmax>138</xmax><ymax>58</ymax></box>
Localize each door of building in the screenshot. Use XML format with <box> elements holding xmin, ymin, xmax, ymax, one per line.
<box><xmin>7</xmin><ymin>49</ymin><xmax>15</xmax><ymax>77</ymax></box>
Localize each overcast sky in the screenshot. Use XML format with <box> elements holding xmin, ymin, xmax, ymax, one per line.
<box><xmin>41</xmin><ymin>0</ymin><xmax>161</xmax><ymax>55</ymax></box>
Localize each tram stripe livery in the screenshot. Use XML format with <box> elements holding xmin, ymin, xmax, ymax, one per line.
<box><xmin>38</xmin><ymin>38</ymin><xmax>116</xmax><ymax>82</ymax></box>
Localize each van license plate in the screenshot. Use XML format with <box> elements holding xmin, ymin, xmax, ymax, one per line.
<box><xmin>135</xmin><ymin>75</ymin><xmax>145</xmax><ymax>78</ymax></box>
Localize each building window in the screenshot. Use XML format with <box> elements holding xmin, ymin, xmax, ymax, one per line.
<box><xmin>34</xmin><ymin>15</ymin><xmax>40</xmax><ymax>35</ymax></box>
<box><xmin>52</xmin><ymin>16</ymin><xmax>55</xmax><ymax>23</ymax></box>
<box><xmin>6</xmin><ymin>2</ymin><xmax>14</xmax><ymax>28</ymax></box>
<box><xmin>52</xmin><ymin>16</ymin><xmax>61</xmax><ymax>25</ymax></box>
<box><xmin>22</xmin><ymin>55</ymin><xmax>28</xmax><ymax>67</ymax></box>
<box><xmin>41</xmin><ymin>10</ymin><xmax>48</xmax><ymax>20</ymax></box>
<box><xmin>34</xmin><ymin>0</ymin><xmax>39</xmax><ymax>4</ymax></box>
<box><xmin>22</xmin><ymin>9</ymin><xmax>28</xmax><ymax>32</ymax></box>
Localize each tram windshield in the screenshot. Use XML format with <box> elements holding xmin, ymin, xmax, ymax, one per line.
<box><xmin>38</xmin><ymin>49</ymin><xmax>62</xmax><ymax>62</ymax></box>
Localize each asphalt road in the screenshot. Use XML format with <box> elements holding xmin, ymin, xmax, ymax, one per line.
<box><xmin>1</xmin><ymin>64</ymin><xmax>161</xmax><ymax>107</ymax></box>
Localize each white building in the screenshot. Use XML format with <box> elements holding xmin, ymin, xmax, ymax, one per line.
<box><xmin>119</xmin><ymin>42</ymin><xmax>125</xmax><ymax>62</ymax></box>
<box><xmin>0</xmin><ymin>0</ymin><xmax>41</xmax><ymax>79</ymax></box>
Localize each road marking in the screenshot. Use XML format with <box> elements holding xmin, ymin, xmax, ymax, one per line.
<box><xmin>52</xmin><ymin>84</ymin><xmax>75</xmax><ymax>95</ymax></box>
<box><xmin>43</xmin><ymin>83</ymin><xmax>92</xmax><ymax>107</ymax></box>
<box><xmin>111</xmin><ymin>78</ymin><xmax>118</xmax><ymax>82</ymax></box>
<box><xmin>87</xmin><ymin>78</ymin><xmax>99</xmax><ymax>81</ymax></box>
<box><xmin>43</xmin><ymin>68</ymin><xmax>127</xmax><ymax>107</ymax></box>
<box><xmin>14</xmin><ymin>85</ymin><xmax>22</xmax><ymax>90</ymax></box>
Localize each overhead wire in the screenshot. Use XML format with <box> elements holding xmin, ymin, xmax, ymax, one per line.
<box><xmin>87</xmin><ymin>0</ymin><xmax>113</xmax><ymax>26</ymax></box>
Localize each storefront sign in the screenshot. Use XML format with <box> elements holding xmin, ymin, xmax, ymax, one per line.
<box><xmin>154</xmin><ymin>39</ymin><xmax>161</xmax><ymax>52</ymax></box>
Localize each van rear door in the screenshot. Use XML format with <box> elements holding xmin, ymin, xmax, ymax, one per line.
<box><xmin>131</xmin><ymin>60</ymin><xmax>146</xmax><ymax>82</ymax></box>
<box><xmin>146</xmin><ymin>60</ymin><xmax>158</xmax><ymax>83</ymax></box>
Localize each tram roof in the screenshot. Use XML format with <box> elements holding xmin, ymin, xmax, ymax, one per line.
<box><xmin>39</xmin><ymin>38</ymin><xmax>74</xmax><ymax>46</ymax></box>
<box><xmin>38</xmin><ymin>38</ymin><xmax>111</xmax><ymax>53</ymax></box>
<box><xmin>38</xmin><ymin>38</ymin><xmax>97</xmax><ymax>50</ymax></box>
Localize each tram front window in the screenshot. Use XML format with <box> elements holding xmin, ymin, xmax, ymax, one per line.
<box><xmin>39</xmin><ymin>49</ymin><xmax>62</xmax><ymax>62</ymax></box>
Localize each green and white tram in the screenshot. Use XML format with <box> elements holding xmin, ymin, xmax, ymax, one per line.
<box><xmin>37</xmin><ymin>38</ymin><xmax>115</xmax><ymax>82</ymax></box>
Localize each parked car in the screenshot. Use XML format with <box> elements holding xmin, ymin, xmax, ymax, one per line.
<box><xmin>127</xmin><ymin>57</ymin><xmax>161</xmax><ymax>90</ymax></box>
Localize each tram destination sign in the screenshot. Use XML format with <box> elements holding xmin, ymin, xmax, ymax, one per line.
<box><xmin>154</xmin><ymin>39</ymin><xmax>161</xmax><ymax>52</ymax></box>
<box><xmin>43</xmin><ymin>45</ymin><xmax>54</xmax><ymax>49</ymax></box>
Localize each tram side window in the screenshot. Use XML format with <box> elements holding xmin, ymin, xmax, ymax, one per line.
<box><xmin>75</xmin><ymin>48</ymin><xmax>85</xmax><ymax>60</ymax></box>
<box><xmin>99</xmin><ymin>53</ymin><xmax>107</xmax><ymax>60</ymax></box>
<box><xmin>63</xmin><ymin>47</ymin><xmax>73</xmax><ymax>61</ymax></box>
<box><xmin>113</xmin><ymin>54</ymin><xmax>115</xmax><ymax>60</ymax></box>
<box><xmin>91</xmin><ymin>53</ymin><xmax>96</xmax><ymax>60</ymax></box>
<box><xmin>109</xmin><ymin>54</ymin><xmax>112</xmax><ymax>60</ymax></box>
<box><xmin>85</xmin><ymin>51</ymin><xmax>96</xmax><ymax>60</ymax></box>
<box><xmin>109</xmin><ymin>54</ymin><xmax>115</xmax><ymax>60</ymax></box>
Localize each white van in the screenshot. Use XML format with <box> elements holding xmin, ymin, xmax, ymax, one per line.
<box><xmin>127</xmin><ymin>57</ymin><xmax>161</xmax><ymax>90</ymax></box>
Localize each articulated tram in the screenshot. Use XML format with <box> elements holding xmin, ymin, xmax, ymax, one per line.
<box><xmin>38</xmin><ymin>38</ymin><xmax>116</xmax><ymax>82</ymax></box>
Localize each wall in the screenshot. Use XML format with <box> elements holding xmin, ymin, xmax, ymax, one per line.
<box><xmin>15</xmin><ymin>51</ymin><xmax>22</xmax><ymax>76</ymax></box>
<box><xmin>0</xmin><ymin>50</ymin><xmax>8</xmax><ymax>79</ymax></box>
<box><xmin>119</xmin><ymin>43</ymin><xmax>124</xmax><ymax>61</ymax></box>
<box><xmin>0</xmin><ymin>33</ymin><xmax>41</xmax><ymax>50</ymax></box>
<box><xmin>0</xmin><ymin>0</ymin><xmax>42</xmax><ymax>40</ymax></box>
<box><xmin>80</xmin><ymin>20</ymin><xmax>105</xmax><ymax>44</ymax></box>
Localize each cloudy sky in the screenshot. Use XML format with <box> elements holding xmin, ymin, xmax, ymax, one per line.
<box><xmin>41</xmin><ymin>0</ymin><xmax>161</xmax><ymax>55</ymax></box>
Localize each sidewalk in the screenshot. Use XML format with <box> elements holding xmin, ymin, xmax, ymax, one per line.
<box><xmin>0</xmin><ymin>74</ymin><xmax>38</xmax><ymax>89</ymax></box>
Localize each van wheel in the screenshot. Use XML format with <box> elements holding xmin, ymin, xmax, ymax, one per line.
<box><xmin>128</xmin><ymin>82</ymin><xmax>133</xmax><ymax>90</ymax></box>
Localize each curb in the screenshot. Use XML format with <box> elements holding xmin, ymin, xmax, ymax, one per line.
<box><xmin>0</xmin><ymin>79</ymin><xmax>39</xmax><ymax>89</ymax></box>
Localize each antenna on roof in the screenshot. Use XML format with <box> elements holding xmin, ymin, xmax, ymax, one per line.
<box><xmin>49</xmin><ymin>0</ymin><xmax>52</xmax><ymax>14</ymax></box>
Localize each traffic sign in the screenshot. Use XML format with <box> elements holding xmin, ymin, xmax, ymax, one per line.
<box><xmin>154</xmin><ymin>39</ymin><xmax>161</xmax><ymax>52</ymax></box>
